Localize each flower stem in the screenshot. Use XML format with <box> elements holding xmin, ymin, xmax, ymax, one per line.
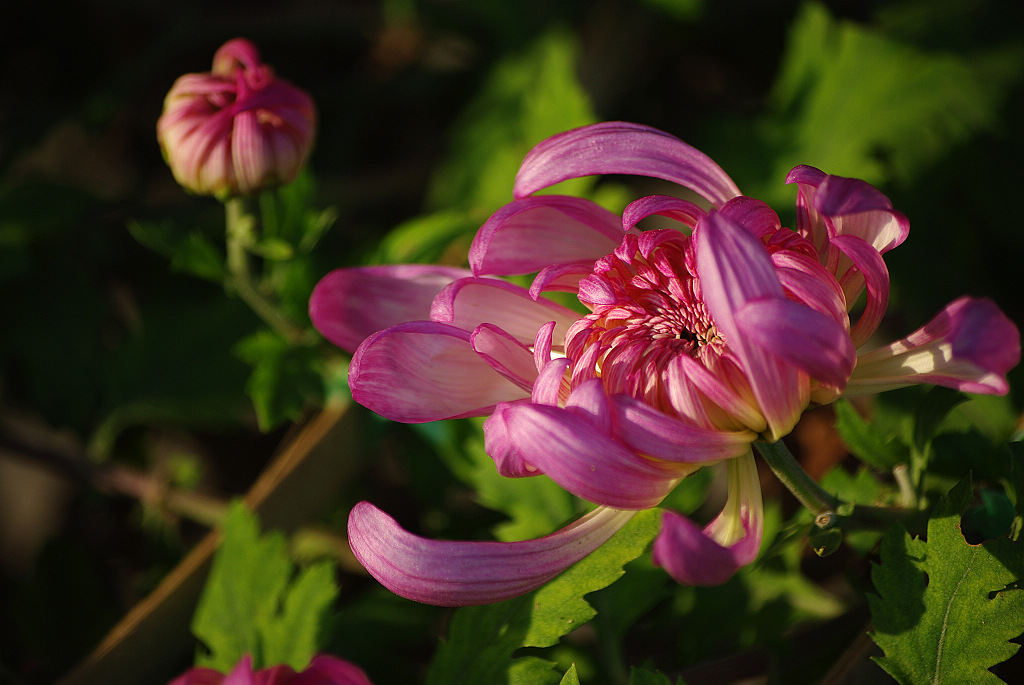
<box><xmin>754</xmin><ymin>439</ymin><xmax>838</xmax><ymax>515</ymax></box>
<box><xmin>755</xmin><ymin>438</ymin><xmax>926</xmax><ymax>535</ymax></box>
<box><xmin>225</xmin><ymin>196</ymin><xmax>305</xmax><ymax>343</ymax></box>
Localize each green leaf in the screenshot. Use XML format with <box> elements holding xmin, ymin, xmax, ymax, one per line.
<box><xmin>259</xmin><ymin>562</ymin><xmax>339</xmax><ymax>669</ymax></box>
<box><xmin>234</xmin><ymin>329</ymin><xmax>324</xmax><ymax>431</ymax></box>
<box><xmin>834</xmin><ymin>399</ymin><xmax>908</xmax><ymax>471</ymax></box>
<box><xmin>192</xmin><ymin>502</ymin><xmax>338</xmax><ymax>671</ymax></box>
<box><xmin>755</xmin><ymin>2</ymin><xmax>1024</xmax><ymax>204</ymax></box>
<box><xmin>372</xmin><ymin>209</ymin><xmax>481</xmax><ymax>266</ymax></box>
<box><xmin>192</xmin><ymin>502</ymin><xmax>293</xmax><ymax>671</ymax></box>
<box><xmin>425</xmin><ymin>509</ymin><xmax>660</xmax><ymax>685</ymax></box>
<box><xmin>869</xmin><ymin>478</ymin><xmax>1024</xmax><ymax>684</ymax></box>
<box><xmin>427</xmin><ymin>29</ymin><xmax>597</xmax><ymax>212</ymax></box>
<box><xmin>415</xmin><ymin>419</ymin><xmax>576</xmax><ymax>542</ymax></box>
<box><xmin>913</xmin><ymin>387</ymin><xmax>969</xmax><ymax>454</ymax></box>
<box><xmin>129</xmin><ymin>219</ymin><xmax>225</xmax><ymax>282</ymax></box>
<box><xmin>559</xmin><ymin>664</ymin><xmax>581</xmax><ymax>685</ymax></box>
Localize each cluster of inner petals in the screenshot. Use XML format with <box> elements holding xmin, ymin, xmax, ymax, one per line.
<box><xmin>566</xmin><ymin>230</ymin><xmax>724</xmax><ymax>409</ymax></box>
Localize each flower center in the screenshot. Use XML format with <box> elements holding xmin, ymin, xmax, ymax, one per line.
<box><xmin>566</xmin><ymin>230</ymin><xmax>724</xmax><ymax>408</ymax></box>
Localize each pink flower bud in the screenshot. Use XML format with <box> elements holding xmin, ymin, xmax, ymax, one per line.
<box><xmin>157</xmin><ymin>38</ymin><xmax>316</xmax><ymax>199</ymax></box>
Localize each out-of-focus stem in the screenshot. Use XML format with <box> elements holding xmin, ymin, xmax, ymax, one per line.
<box><xmin>224</xmin><ymin>196</ymin><xmax>305</xmax><ymax>344</ymax></box>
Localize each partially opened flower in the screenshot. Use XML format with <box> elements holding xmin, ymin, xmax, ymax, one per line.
<box><xmin>169</xmin><ymin>654</ymin><xmax>372</xmax><ymax>685</ymax></box>
<box><xmin>157</xmin><ymin>38</ymin><xmax>316</xmax><ymax>199</ymax></box>
<box><xmin>311</xmin><ymin>122</ymin><xmax>1019</xmax><ymax>606</ymax></box>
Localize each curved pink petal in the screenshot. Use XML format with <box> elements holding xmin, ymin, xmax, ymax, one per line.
<box><xmin>310</xmin><ymin>265</ymin><xmax>471</xmax><ymax>352</ymax></box>
<box><xmin>484</xmin><ymin>400</ymin><xmax>540</xmax><ymax>478</ymax></box>
<box><xmin>829</xmin><ymin>233</ymin><xmax>890</xmax><ymax>346</ymax></box>
<box><xmin>349</xmin><ymin>321</ymin><xmax>529</xmax><ymax>422</ymax></box>
<box><xmin>695</xmin><ymin>211</ymin><xmax>805</xmax><ymax>439</ymax></box>
<box><xmin>533</xmin><ymin>320</ymin><xmax>557</xmax><ymax>370</ymax></box>
<box><xmin>469</xmin><ymin>195</ymin><xmax>623</xmax><ymax>277</ymax></box>
<box><xmin>529</xmin><ymin>261</ymin><xmax>597</xmax><ymax>298</ymax></box>
<box><xmin>470</xmin><ymin>324</ymin><xmax>539</xmax><ymax>393</ymax></box>
<box><xmin>716</xmin><ymin>196</ymin><xmax>783</xmax><ymax>239</ymax></box>
<box><xmin>431</xmin><ymin>277</ymin><xmax>580</xmax><ymax>345</ymax></box>
<box><xmin>849</xmin><ymin>297</ymin><xmax>1021</xmax><ymax>396</ymax></box>
<box><xmin>514</xmin><ymin>122</ymin><xmax>741</xmax><ymax>207</ymax></box>
<box><xmin>622</xmin><ymin>195</ymin><xmax>707</xmax><ymax>233</ymax></box>
<box><xmin>348</xmin><ymin>502</ymin><xmax>636</xmax><ymax>606</ymax></box>
<box><xmin>734</xmin><ymin>298</ymin><xmax>855</xmax><ymax>389</ymax></box>
<box><xmin>532</xmin><ymin>357</ymin><xmax>571</xmax><ymax>406</ymax></box>
<box><xmin>609</xmin><ymin>394</ymin><xmax>756</xmax><ymax>463</ymax></box>
<box><xmin>667</xmin><ymin>355</ymin><xmax>767</xmax><ymax>433</ymax></box>
<box><xmin>652</xmin><ymin>450</ymin><xmax>762</xmax><ymax>586</ymax></box>
<box><xmin>501</xmin><ymin>402</ymin><xmax>684</xmax><ymax>509</ymax></box>
<box><xmin>787</xmin><ymin>165</ymin><xmax>908</xmax><ymax>272</ymax></box>
<box><xmin>814</xmin><ymin>174</ymin><xmax>909</xmax><ymax>254</ymax></box>
<box><xmin>292</xmin><ymin>655</ymin><xmax>374</xmax><ymax>685</ymax></box>
<box><xmin>770</xmin><ymin>250</ymin><xmax>849</xmax><ymax>328</ymax></box>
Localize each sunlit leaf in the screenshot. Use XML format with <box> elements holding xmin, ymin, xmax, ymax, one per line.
<box><xmin>192</xmin><ymin>502</ymin><xmax>338</xmax><ymax>671</ymax></box>
<box><xmin>869</xmin><ymin>478</ymin><xmax>1024</xmax><ymax>684</ymax></box>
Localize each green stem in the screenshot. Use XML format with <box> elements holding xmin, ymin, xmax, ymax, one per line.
<box><xmin>754</xmin><ymin>439</ymin><xmax>838</xmax><ymax>515</ymax></box>
<box><xmin>755</xmin><ymin>438</ymin><xmax>926</xmax><ymax>535</ymax></box>
<box><xmin>224</xmin><ymin>196</ymin><xmax>305</xmax><ymax>344</ymax></box>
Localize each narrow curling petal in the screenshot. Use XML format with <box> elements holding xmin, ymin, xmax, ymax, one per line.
<box><xmin>350</xmin><ymin>322</ymin><xmax>529</xmax><ymax>422</ymax></box>
<box><xmin>514</xmin><ymin>121</ymin><xmax>742</xmax><ymax>206</ymax></box>
<box><xmin>348</xmin><ymin>502</ymin><xmax>636</xmax><ymax>606</ymax></box>
<box><xmin>829</xmin><ymin>233</ymin><xmax>891</xmax><ymax>346</ymax></box>
<box><xmin>652</xmin><ymin>450</ymin><xmax>763</xmax><ymax>586</ymax></box>
<box><xmin>310</xmin><ymin>265</ymin><xmax>471</xmax><ymax>352</ymax></box>
<box><xmin>622</xmin><ymin>195</ymin><xmax>707</xmax><ymax>233</ymax></box>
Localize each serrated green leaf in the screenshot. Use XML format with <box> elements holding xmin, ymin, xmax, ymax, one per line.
<box><xmin>834</xmin><ymin>399</ymin><xmax>907</xmax><ymax>471</ymax></box>
<box><xmin>259</xmin><ymin>562</ymin><xmax>339</xmax><ymax>670</ymax></box>
<box><xmin>869</xmin><ymin>478</ymin><xmax>1024</xmax><ymax>684</ymax></box>
<box><xmin>559</xmin><ymin>664</ymin><xmax>581</xmax><ymax>685</ymax></box>
<box><xmin>426</xmin><ymin>509</ymin><xmax>660</xmax><ymax>685</ymax></box>
<box><xmin>192</xmin><ymin>502</ymin><xmax>293</xmax><ymax>671</ymax></box>
<box><xmin>525</xmin><ymin>509</ymin><xmax>661</xmax><ymax>647</ymax></box>
<box><xmin>192</xmin><ymin>503</ymin><xmax>338</xmax><ymax>672</ymax></box>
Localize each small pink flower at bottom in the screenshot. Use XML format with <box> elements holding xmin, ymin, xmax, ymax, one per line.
<box><xmin>169</xmin><ymin>655</ymin><xmax>373</xmax><ymax>685</ymax></box>
<box><xmin>157</xmin><ymin>38</ymin><xmax>316</xmax><ymax>199</ymax></box>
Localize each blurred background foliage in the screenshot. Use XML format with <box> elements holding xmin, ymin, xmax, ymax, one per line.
<box><xmin>1</xmin><ymin>0</ymin><xmax>1023</xmax><ymax>683</ymax></box>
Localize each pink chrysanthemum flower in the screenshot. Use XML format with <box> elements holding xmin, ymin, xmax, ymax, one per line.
<box><xmin>157</xmin><ymin>38</ymin><xmax>316</xmax><ymax>199</ymax></box>
<box><xmin>310</xmin><ymin>122</ymin><xmax>1019</xmax><ymax>606</ymax></box>
<box><xmin>169</xmin><ymin>654</ymin><xmax>372</xmax><ymax>685</ymax></box>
